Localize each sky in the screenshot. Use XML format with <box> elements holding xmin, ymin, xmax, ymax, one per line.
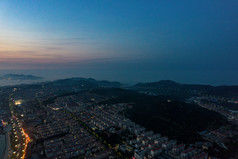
<box><xmin>0</xmin><ymin>0</ymin><xmax>238</xmax><ymax>85</ymax></box>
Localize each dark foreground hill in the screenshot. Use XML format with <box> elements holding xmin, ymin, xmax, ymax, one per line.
<box><xmin>126</xmin><ymin>98</ymin><xmax>226</xmax><ymax>143</ymax></box>
<box><xmin>95</xmin><ymin>88</ymin><xmax>227</xmax><ymax>143</ymax></box>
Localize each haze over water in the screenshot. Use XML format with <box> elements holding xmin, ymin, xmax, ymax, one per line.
<box><xmin>0</xmin><ymin>69</ymin><xmax>237</xmax><ymax>86</ymax></box>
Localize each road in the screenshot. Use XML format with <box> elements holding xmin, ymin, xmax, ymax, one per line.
<box><xmin>9</xmin><ymin>92</ymin><xmax>30</xmax><ymax>159</ymax></box>
<box><xmin>10</xmin><ymin>117</ymin><xmax>26</xmax><ymax>159</ymax></box>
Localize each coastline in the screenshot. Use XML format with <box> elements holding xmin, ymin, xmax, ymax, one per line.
<box><xmin>0</xmin><ymin>127</ymin><xmax>11</xmax><ymax>159</ymax></box>
<box><xmin>3</xmin><ymin>131</ymin><xmax>10</xmax><ymax>159</ymax></box>
<box><xmin>0</xmin><ymin>133</ymin><xmax>6</xmax><ymax>159</ymax></box>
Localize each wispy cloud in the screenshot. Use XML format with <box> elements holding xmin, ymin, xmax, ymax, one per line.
<box><xmin>0</xmin><ymin>35</ymin><xmax>96</xmax><ymax>47</ymax></box>
<box><xmin>0</xmin><ymin>32</ymin><xmax>123</xmax><ymax>69</ymax></box>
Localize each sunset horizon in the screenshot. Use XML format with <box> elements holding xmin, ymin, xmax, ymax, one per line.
<box><xmin>0</xmin><ymin>0</ymin><xmax>238</xmax><ymax>84</ymax></box>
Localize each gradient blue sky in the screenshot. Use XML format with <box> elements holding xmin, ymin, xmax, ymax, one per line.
<box><xmin>0</xmin><ymin>0</ymin><xmax>238</xmax><ymax>84</ymax></box>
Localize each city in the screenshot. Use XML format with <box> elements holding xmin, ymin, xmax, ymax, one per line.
<box><xmin>1</xmin><ymin>78</ymin><xmax>238</xmax><ymax>159</ymax></box>
<box><xmin>0</xmin><ymin>0</ymin><xmax>238</xmax><ymax>159</ymax></box>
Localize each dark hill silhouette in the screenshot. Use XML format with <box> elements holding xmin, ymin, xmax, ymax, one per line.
<box><xmin>134</xmin><ymin>80</ymin><xmax>238</xmax><ymax>97</ymax></box>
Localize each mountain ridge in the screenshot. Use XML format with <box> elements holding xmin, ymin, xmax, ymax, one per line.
<box><xmin>133</xmin><ymin>80</ymin><xmax>238</xmax><ymax>97</ymax></box>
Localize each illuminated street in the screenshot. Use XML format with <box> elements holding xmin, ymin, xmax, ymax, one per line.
<box><xmin>8</xmin><ymin>94</ymin><xmax>30</xmax><ymax>159</ymax></box>
<box><xmin>10</xmin><ymin>117</ymin><xmax>30</xmax><ymax>159</ymax></box>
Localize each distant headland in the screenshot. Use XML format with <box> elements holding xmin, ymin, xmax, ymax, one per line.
<box><xmin>0</xmin><ymin>74</ymin><xmax>43</xmax><ymax>81</ymax></box>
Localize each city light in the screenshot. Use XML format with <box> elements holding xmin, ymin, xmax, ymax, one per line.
<box><xmin>14</xmin><ymin>100</ymin><xmax>22</xmax><ymax>106</ymax></box>
<box><xmin>21</xmin><ymin>128</ymin><xmax>31</xmax><ymax>159</ymax></box>
<box><xmin>1</xmin><ymin>119</ymin><xmax>7</xmax><ymax>126</ymax></box>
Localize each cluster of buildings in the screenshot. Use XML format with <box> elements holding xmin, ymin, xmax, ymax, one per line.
<box><xmin>199</xmin><ymin>125</ymin><xmax>238</xmax><ymax>150</ymax></box>
<box><xmin>190</xmin><ymin>96</ymin><xmax>238</xmax><ymax>123</ymax></box>
<box><xmin>78</xmin><ymin>104</ymin><xmax>126</xmax><ymax>131</ymax></box>
<box><xmin>3</xmin><ymin>82</ymin><xmax>235</xmax><ymax>159</ymax></box>
<box><xmin>129</xmin><ymin>123</ymin><xmax>208</xmax><ymax>159</ymax></box>
<box><xmin>67</xmin><ymin>103</ymin><xmax>209</xmax><ymax>159</ymax></box>
<box><xmin>43</xmin><ymin>129</ymin><xmax>105</xmax><ymax>159</ymax></box>
<box><xmin>12</xmin><ymin>96</ymin><xmax>115</xmax><ymax>159</ymax></box>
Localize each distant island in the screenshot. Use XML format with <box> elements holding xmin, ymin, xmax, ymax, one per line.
<box><xmin>0</xmin><ymin>74</ymin><xmax>43</xmax><ymax>80</ymax></box>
